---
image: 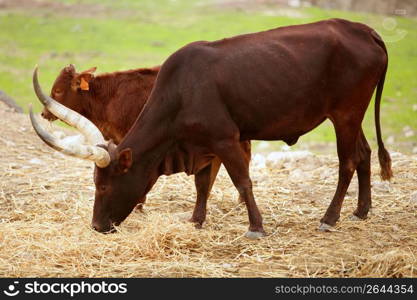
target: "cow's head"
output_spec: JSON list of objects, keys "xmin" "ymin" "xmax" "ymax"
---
[
  {"xmin": 30, "ymin": 67, "xmax": 152, "ymax": 233},
  {"xmin": 42, "ymin": 64, "xmax": 96, "ymax": 121},
  {"xmin": 91, "ymin": 143, "xmax": 149, "ymax": 233}
]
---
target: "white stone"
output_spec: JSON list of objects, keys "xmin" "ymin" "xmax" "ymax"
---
[
  {"xmin": 29, "ymin": 158, "xmax": 43, "ymax": 165},
  {"xmin": 386, "ymin": 135, "xmax": 395, "ymax": 144},
  {"xmin": 372, "ymin": 181, "xmax": 391, "ymax": 192},
  {"xmin": 252, "ymin": 153, "xmax": 266, "ymax": 169},
  {"xmin": 404, "ymin": 130, "xmax": 414, "ymax": 138},
  {"xmin": 257, "ymin": 141, "xmax": 270, "ymax": 150}
]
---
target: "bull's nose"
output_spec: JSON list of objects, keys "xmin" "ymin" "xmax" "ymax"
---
[{"xmin": 91, "ymin": 221, "xmax": 116, "ymax": 234}]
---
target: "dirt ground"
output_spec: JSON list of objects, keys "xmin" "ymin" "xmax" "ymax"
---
[{"xmin": 0, "ymin": 102, "xmax": 416, "ymax": 277}]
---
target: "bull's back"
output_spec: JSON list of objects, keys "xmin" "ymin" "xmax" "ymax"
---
[{"xmin": 155, "ymin": 19, "xmax": 386, "ymax": 142}]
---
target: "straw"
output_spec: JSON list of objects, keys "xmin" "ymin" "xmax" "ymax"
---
[{"xmin": 0, "ymin": 101, "xmax": 416, "ymax": 277}]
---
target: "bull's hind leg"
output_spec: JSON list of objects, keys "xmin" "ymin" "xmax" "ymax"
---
[
  {"xmin": 352, "ymin": 129, "xmax": 372, "ymax": 220},
  {"xmin": 319, "ymin": 121, "xmax": 362, "ymax": 230},
  {"xmin": 213, "ymin": 139, "xmax": 265, "ymax": 239},
  {"xmin": 190, "ymin": 158, "xmax": 222, "ymax": 228}
]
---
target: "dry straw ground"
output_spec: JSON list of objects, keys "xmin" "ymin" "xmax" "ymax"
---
[{"xmin": 0, "ymin": 102, "xmax": 416, "ymax": 277}]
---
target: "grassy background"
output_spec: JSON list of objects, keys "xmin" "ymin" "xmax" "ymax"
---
[{"xmin": 0, "ymin": 0, "xmax": 416, "ymax": 153}]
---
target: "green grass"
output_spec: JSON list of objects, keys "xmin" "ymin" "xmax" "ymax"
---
[{"xmin": 0, "ymin": 0, "xmax": 416, "ymax": 152}]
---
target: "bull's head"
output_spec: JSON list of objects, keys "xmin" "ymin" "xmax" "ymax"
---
[
  {"xmin": 30, "ymin": 67, "xmax": 148, "ymax": 233},
  {"xmin": 41, "ymin": 64, "xmax": 96, "ymax": 121}
]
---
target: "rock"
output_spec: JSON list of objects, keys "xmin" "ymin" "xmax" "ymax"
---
[
  {"xmin": 372, "ymin": 181, "xmax": 391, "ymax": 192},
  {"xmin": 402, "ymin": 126, "xmax": 414, "ymax": 137},
  {"xmin": 257, "ymin": 141, "xmax": 270, "ymax": 150},
  {"xmin": 386, "ymin": 135, "xmax": 395, "ymax": 144},
  {"xmin": 29, "ymin": 158, "xmax": 43, "ymax": 165},
  {"xmin": 281, "ymin": 144, "xmax": 290, "ymax": 151},
  {"xmin": 404, "ymin": 130, "xmax": 414, "ymax": 138},
  {"xmin": 252, "ymin": 153, "xmax": 266, "ymax": 169}
]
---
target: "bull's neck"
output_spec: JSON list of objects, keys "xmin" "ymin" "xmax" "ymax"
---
[
  {"xmin": 84, "ymin": 77, "xmax": 112, "ymax": 123},
  {"xmin": 118, "ymin": 92, "xmax": 178, "ymax": 169}
]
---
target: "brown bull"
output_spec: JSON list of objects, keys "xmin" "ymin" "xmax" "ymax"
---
[
  {"xmin": 37, "ymin": 64, "xmax": 250, "ymax": 221},
  {"xmin": 31, "ymin": 19, "xmax": 392, "ymax": 238}
]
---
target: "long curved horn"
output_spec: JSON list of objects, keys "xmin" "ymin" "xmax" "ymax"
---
[
  {"xmin": 33, "ymin": 66, "xmax": 106, "ymax": 145},
  {"xmin": 29, "ymin": 105, "xmax": 110, "ymax": 168}
]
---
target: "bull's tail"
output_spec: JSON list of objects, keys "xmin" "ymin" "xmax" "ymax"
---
[{"xmin": 372, "ymin": 31, "xmax": 392, "ymax": 181}]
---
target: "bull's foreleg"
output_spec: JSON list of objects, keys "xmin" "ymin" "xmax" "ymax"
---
[
  {"xmin": 190, "ymin": 158, "xmax": 222, "ymax": 228},
  {"xmin": 213, "ymin": 139, "xmax": 265, "ymax": 239}
]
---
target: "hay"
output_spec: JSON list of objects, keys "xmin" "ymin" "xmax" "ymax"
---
[{"xmin": 0, "ymin": 101, "xmax": 416, "ymax": 277}]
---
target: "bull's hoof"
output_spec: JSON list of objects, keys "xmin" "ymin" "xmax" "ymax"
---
[
  {"xmin": 135, "ymin": 204, "xmax": 144, "ymax": 212},
  {"xmin": 350, "ymin": 214, "xmax": 364, "ymax": 221},
  {"xmin": 245, "ymin": 230, "xmax": 266, "ymax": 239},
  {"xmin": 318, "ymin": 223, "xmax": 333, "ymax": 232},
  {"xmin": 188, "ymin": 216, "xmax": 204, "ymax": 229},
  {"xmin": 192, "ymin": 222, "xmax": 203, "ymax": 229}
]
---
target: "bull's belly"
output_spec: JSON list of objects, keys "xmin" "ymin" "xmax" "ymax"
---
[{"xmin": 240, "ymin": 116, "xmax": 327, "ymax": 144}]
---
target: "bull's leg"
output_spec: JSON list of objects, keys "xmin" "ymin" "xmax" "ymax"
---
[
  {"xmin": 319, "ymin": 123, "xmax": 361, "ymax": 230},
  {"xmin": 190, "ymin": 158, "xmax": 222, "ymax": 228},
  {"xmin": 352, "ymin": 129, "xmax": 372, "ymax": 220},
  {"xmin": 191, "ymin": 141, "xmax": 252, "ymax": 226},
  {"xmin": 238, "ymin": 141, "xmax": 252, "ymax": 203},
  {"xmin": 214, "ymin": 139, "xmax": 265, "ymax": 239}
]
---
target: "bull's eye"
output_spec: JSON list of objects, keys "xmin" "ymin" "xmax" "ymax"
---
[
  {"xmin": 54, "ymin": 89, "xmax": 63, "ymax": 96},
  {"xmin": 99, "ymin": 185, "xmax": 108, "ymax": 192}
]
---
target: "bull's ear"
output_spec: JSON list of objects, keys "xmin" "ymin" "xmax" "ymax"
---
[
  {"xmin": 118, "ymin": 148, "xmax": 133, "ymax": 173},
  {"xmin": 72, "ymin": 67, "xmax": 96, "ymax": 91},
  {"xmin": 82, "ymin": 67, "xmax": 97, "ymax": 74}
]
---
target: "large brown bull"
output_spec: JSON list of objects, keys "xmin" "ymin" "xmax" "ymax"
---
[
  {"xmin": 36, "ymin": 64, "xmax": 250, "ymax": 220},
  {"xmin": 31, "ymin": 19, "xmax": 392, "ymax": 238}
]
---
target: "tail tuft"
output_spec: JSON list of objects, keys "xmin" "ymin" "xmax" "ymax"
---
[{"xmin": 378, "ymin": 147, "xmax": 392, "ymax": 181}]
